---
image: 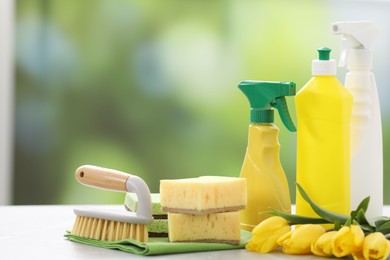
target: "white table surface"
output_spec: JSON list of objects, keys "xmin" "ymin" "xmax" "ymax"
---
[{"xmin": 1, "ymin": 205, "xmax": 388, "ymax": 259}]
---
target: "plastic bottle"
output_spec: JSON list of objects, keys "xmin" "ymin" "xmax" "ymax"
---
[
  {"xmin": 295, "ymin": 48, "xmax": 353, "ymax": 218},
  {"xmin": 332, "ymin": 21, "xmax": 383, "ymax": 218},
  {"xmin": 238, "ymin": 81, "xmax": 296, "ymax": 231}
]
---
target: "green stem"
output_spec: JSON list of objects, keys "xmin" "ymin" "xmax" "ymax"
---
[
  {"xmin": 263, "ymin": 209, "xmax": 330, "ymax": 225},
  {"xmin": 296, "ymin": 183, "xmax": 349, "ymax": 224}
]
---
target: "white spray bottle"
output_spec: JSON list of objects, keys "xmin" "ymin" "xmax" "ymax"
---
[{"xmin": 332, "ymin": 21, "xmax": 383, "ymax": 218}]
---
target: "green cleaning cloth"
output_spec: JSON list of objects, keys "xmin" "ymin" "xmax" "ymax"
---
[{"xmin": 65, "ymin": 230, "xmax": 251, "ymax": 256}]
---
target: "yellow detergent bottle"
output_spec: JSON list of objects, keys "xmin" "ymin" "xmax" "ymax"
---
[
  {"xmin": 238, "ymin": 81, "xmax": 296, "ymax": 231},
  {"xmin": 295, "ymin": 48, "xmax": 353, "ymax": 218}
]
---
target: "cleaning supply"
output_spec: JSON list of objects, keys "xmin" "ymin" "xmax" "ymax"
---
[
  {"xmin": 160, "ymin": 176, "xmax": 247, "ymax": 214},
  {"xmin": 332, "ymin": 21, "xmax": 383, "ymax": 218},
  {"xmin": 125, "ymin": 193, "xmax": 168, "ymax": 237},
  {"xmin": 238, "ymin": 81, "xmax": 296, "ymax": 231},
  {"xmin": 71, "ymin": 165, "xmax": 153, "ymax": 242},
  {"xmin": 160, "ymin": 176, "xmax": 246, "ymax": 245},
  {"xmin": 295, "ymin": 48, "xmax": 353, "ymax": 218},
  {"xmin": 66, "ymin": 229, "xmax": 252, "ymax": 255},
  {"xmin": 168, "ymin": 211, "xmax": 241, "ymax": 245}
]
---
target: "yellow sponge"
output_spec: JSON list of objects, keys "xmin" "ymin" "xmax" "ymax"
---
[
  {"xmin": 168, "ymin": 211, "xmax": 241, "ymax": 245},
  {"xmin": 160, "ymin": 176, "xmax": 247, "ymax": 214}
]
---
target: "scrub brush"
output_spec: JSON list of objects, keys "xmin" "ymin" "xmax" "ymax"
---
[{"xmin": 71, "ymin": 165, "xmax": 153, "ymax": 242}]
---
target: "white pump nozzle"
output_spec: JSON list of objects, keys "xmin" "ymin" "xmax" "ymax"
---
[{"xmin": 332, "ymin": 21, "xmax": 380, "ymax": 67}]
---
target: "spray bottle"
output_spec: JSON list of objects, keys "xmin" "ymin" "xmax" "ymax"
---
[
  {"xmin": 332, "ymin": 21, "xmax": 383, "ymax": 217},
  {"xmin": 238, "ymin": 81, "xmax": 296, "ymax": 231},
  {"xmin": 295, "ymin": 48, "xmax": 353, "ymax": 218}
]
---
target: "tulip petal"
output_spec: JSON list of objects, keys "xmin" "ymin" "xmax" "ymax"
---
[
  {"xmin": 332, "ymin": 225, "xmax": 364, "ymax": 257},
  {"xmin": 259, "ymin": 226, "xmax": 290, "ymax": 253},
  {"xmin": 352, "ymin": 249, "xmax": 364, "ymax": 260},
  {"xmin": 311, "ymin": 231, "xmax": 337, "ymax": 257},
  {"xmin": 280, "ymin": 224, "xmax": 325, "ymax": 255},
  {"xmin": 362, "ymin": 232, "xmax": 390, "ymax": 260},
  {"xmin": 246, "ymin": 216, "xmax": 291, "ymax": 254},
  {"xmin": 252, "ymin": 216, "xmax": 288, "ymax": 234},
  {"xmin": 277, "ymin": 229, "xmax": 292, "ymax": 246}
]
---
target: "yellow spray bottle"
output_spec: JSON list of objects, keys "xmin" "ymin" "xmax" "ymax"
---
[
  {"xmin": 238, "ymin": 81, "xmax": 296, "ymax": 231},
  {"xmin": 295, "ymin": 48, "xmax": 353, "ymax": 217}
]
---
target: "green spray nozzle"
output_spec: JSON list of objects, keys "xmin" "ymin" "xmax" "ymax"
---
[{"xmin": 238, "ymin": 81, "xmax": 296, "ymax": 132}]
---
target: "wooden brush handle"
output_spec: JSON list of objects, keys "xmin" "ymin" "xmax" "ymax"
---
[
  {"xmin": 75, "ymin": 165, "xmax": 130, "ymax": 191},
  {"xmin": 74, "ymin": 164, "xmax": 153, "ymax": 222}
]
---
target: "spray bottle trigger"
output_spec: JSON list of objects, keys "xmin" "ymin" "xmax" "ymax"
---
[
  {"xmin": 338, "ymin": 38, "xmax": 349, "ymax": 67},
  {"xmin": 273, "ymin": 97, "xmax": 296, "ymax": 132}
]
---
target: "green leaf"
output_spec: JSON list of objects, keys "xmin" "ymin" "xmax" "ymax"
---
[
  {"xmin": 345, "ymin": 217, "xmax": 352, "ymax": 226},
  {"xmin": 350, "ymin": 197, "xmax": 370, "ymax": 221},
  {"xmin": 351, "ymin": 209, "xmax": 375, "ymax": 235},
  {"xmin": 374, "ymin": 216, "xmax": 390, "ymax": 229},
  {"xmin": 360, "ymin": 224, "xmax": 375, "ymax": 235},
  {"xmin": 296, "ymin": 183, "xmax": 349, "ymax": 224},
  {"xmin": 356, "ymin": 208, "xmax": 371, "ymax": 226},
  {"xmin": 376, "ymin": 220, "xmax": 390, "ymax": 235},
  {"xmin": 356, "ymin": 196, "xmax": 370, "ymax": 213},
  {"xmin": 262, "ymin": 209, "xmax": 330, "ymax": 225}
]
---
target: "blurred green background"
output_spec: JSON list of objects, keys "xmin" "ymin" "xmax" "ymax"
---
[{"xmin": 14, "ymin": 0, "xmax": 390, "ymax": 205}]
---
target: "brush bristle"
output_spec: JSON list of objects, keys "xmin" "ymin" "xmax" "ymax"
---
[{"xmin": 71, "ymin": 216, "xmax": 148, "ymax": 242}]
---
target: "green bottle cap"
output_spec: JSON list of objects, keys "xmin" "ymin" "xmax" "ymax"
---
[
  {"xmin": 238, "ymin": 81, "xmax": 296, "ymax": 132},
  {"xmin": 312, "ymin": 47, "xmax": 337, "ymax": 75},
  {"xmin": 318, "ymin": 47, "xmax": 331, "ymax": 60}
]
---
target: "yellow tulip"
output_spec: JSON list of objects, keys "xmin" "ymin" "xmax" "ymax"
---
[
  {"xmin": 311, "ymin": 230, "xmax": 337, "ymax": 257},
  {"xmin": 332, "ymin": 225, "xmax": 365, "ymax": 257},
  {"xmin": 277, "ymin": 224, "xmax": 325, "ymax": 254},
  {"xmin": 361, "ymin": 232, "xmax": 390, "ymax": 260},
  {"xmin": 245, "ymin": 216, "xmax": 290, "ymax": 253},
  {"xmin": 352, "ymin": 249, "xmax": 365, "ymax": 260}
]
